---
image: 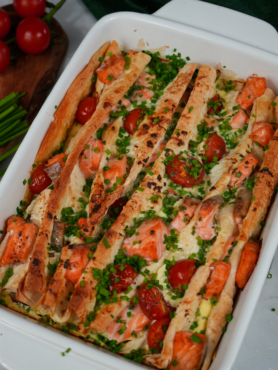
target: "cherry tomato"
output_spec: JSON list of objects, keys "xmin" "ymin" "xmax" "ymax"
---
[
  {"xmin": 108, "ymin": 264, "xmax": 137, "ymax": 294},
  {"xmin": 204, "ymin": 133, "xmax": 226, "ymax": 163},
  {"xmin": 166, "ymin": 154, "xmax": 205, "ymax": 188},
  {"xmin": 75, "ymin": 97, "xmax": 98, "ymax": 125},
  {"xmin": 13, "ymin": 0, "xmax": 46, "ymax": 18},
  {"xmin": 108, "ymin": 196, "xmax": 128, "ymax": 219},
  {"xmin": 124, "ymin": 108, "xmax": 145, "ymax": 135},
  {"xmin": 139, "ymin": 283, "xmax": 171, "ymax": 320},
  {"xmin": 0, "ymin": 9, "xmax": 11, "ymax": 38},
  {"xmin": 0, "ymin": 40, "xmax": 10, "ymax": 73},
  {"xmin": 29, "ymin": 164, "xmax": 52, "ymax": 194},
  {"xmin": 207, "ymin": 94, "xmax": 224, "ymax": 115},
  {"xmin": 147, "ymin": 318, "xmax": 170, "ymax": 353},
  {"xmin": 168, "ymin": 259, "xmax": 197, "ymax": 290},
  {"xmin": 16, "ymin": 17, "xmax": 50, "ymax": 55}
]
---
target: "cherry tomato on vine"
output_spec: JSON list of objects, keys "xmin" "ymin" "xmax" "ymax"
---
[
  {"xmin": 124, "ymin": 108, "xmax": 145, "ymax": 135},
  {"xmin": 0, "ymin": 9, "xmax": 11, "ymax": 39},
  {"xmin": 139, "ymin": 283, "xmax": 171, "ymax": 320},
  {"xmin": 0, "ymin": 40, "xmax": 10, "ymax": 73},
  {"xmin": 147, "ymin": 318, "xmax": 170, "ymax": 353},
  {"xmin": 166, "ymin": 155, "xmax": 205, "ymax": 188},
  {"xmin": 13, "ymin": 0, "xmax": 46, "ymax": 18},
  {"xmin": 168, "ymin": 259, "xmax": 197, "ymax": 290},
  {"xmin": 204, "ymin": 133, "xmax": 226, "ymax": 163},
  {"xmin": 108, "ymin": 264, "xmax": 137, "ymax": 294},
  {"xmin": 75, "ymin": 97, "xmax": 98, "ymax": 125},
  {"xmin": 16, "ymin": 17, "xmax": 50, "ymax": 55},
  {"xmin": 29, "ymin": 164, "xmax": 52, "ymax": 194}
]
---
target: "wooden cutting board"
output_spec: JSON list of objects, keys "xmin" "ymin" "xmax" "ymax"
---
[{"xmin": 0, "ymin": 4, "xmax": 68, "ymax": 156}]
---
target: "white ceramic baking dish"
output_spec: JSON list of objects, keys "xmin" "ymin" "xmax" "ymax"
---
[{"xmin": 1, "ymin": 1, "xmax": 278, "ymax": 369}]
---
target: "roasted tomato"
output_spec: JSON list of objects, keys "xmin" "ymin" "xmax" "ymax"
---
[
  {"xmin": 166, "ymin": 154, "xmax": 205, "ymax": 188},
  {"xmin": 139, "ymin": 283, "xmax": 171, "ymax": 320},
  {"xmin": 207, "ymin": 94, "xmax": 224, "ymax": 115},
  {"xmin": 29, "ymin": 164, "xmax": 52, "ymax": 194},
  {"xmin": 168, "ymin": 259, "xmax": 197, "ymax": 290},
  {"xmin": 108, "ymin": 196, "xmax": 128, "ymax": 219},
  {"xmin": 204, "ymin": 133, "xmax": 226, "ymax": 163},
  {"xmin": 108, "ymin": 264, "xmax": 137, "ymax": 294},
  {"xmin": 147, "ymin": 318, "xmax": 171, "ymax": 353},
  {"xmin": 124, "ymin": 108, "xmax": 145, "ymax": 135},
  {"xmin": 75, "ymin": 97, "xmax": 98, "ymax": 125}
]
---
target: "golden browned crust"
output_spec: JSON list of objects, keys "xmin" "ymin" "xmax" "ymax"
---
[{"xmin": 22, "ymin": 42, "xmax": 111, "ymax": 207}]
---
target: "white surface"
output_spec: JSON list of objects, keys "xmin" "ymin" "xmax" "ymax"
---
[{"xmin": 0, "ymin": 0, "xmax": 278, "ymax": 370}]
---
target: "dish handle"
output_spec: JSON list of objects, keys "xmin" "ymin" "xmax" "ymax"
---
[{"xmin": 153, "ymin": 0, "xmax": 278, "ymax": 55}]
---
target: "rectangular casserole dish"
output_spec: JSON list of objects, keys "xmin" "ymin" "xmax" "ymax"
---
[{"xmin": 1, "ymin": 1, "xmax": 278, "ymax": 369}]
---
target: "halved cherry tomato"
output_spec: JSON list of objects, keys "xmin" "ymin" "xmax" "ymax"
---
[
  {"xmin": 147, "ymin": 318, "xmax": 170, "ymax": 353},
  {"xmin": 29, "ymin": 164, "xmax": 52, "ymax": 194},
  {"xmin": 65, "ymin": 246, "xmax": 90, "ymax": 285},
  {"xmin": 107, "ymin": 196, "xmax": 128, "ymax": 219},
  {"xmin": 235, "ymin": 240, "xmax": 260, "ymax": 289},
  {"xmin": 124, "ymin": 108, "xmax": 145, "ymax": 135},
  {"xmin": 166, "ymin": 155, "xmax": 205, "ymax": 188},
  {"xmin": 236, "ymin": 77, "xmax": 267, "ymax": 110},
  {"xmin": 169, "ymin": 331, "xmax": 207, "ymax": 370},
  {"xmin": 0, "ymin": 9, "xmax": 11, "ymax": 38},
  {"xmin": 75, "ymin": 97, "xmax": 98, "ymax": 125},
  {"xmin": 1, "ymin": 219, "xmax": 37, "ymax": 265},
  {"xmin": 204, "ymin": 133, "xmax": 226, "ymax": 163},
  {"xmin": 139, "ymin": 282, "xmax": 171, "ymax": 320},
  {"xmin": 168, "ymin": 259, "xmax": 197, "ymax": 290},
  {"xmin": 207, "ymin": 94, "xmax": 224, "ymax": 115},
  {"xmin": 96, "ymin": 54, "xmax": 126, "ymax": 84},
  {"xmin": 249, "ymin": 122, "xmax": 275, "ymax": 147},
  {"xmin": 203, "ymin": 261, "xmax": 231, "ymax": 301},
  {"xmin": 108, "ymin": 264, "xmax": 137, "ymax": 294}
]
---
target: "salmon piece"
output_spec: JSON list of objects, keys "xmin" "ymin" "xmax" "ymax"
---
[
  {"xmin": 236, "ymin": 240, "xmax": 260, "ymax": 289},
  {"xmin": 230, "ymin": 110, "xmax": 248, "ymax": 130},
  {"xmin": 96, "ymin": 54, "xmax": 126, "ymax": 85},
  {"xmin": 203, "ymin": 261, "xmax": 231, "ymax": 301},
  {"xmin": 103, "ymin": 98, "xmax": 131, "ymax": 125},
  {"xmin": 229, "ymin": 154, "xmax": 258, "ymax": 188},
  {"xmin": 106, "ymin": 304, "xmax": 151, "ymax": 342},
  {"xmin": 7, "ymin": 216, "xmax": 26, "ymax": 232},
  {"xmin": 233, "ymin": 188, "xmax": 253, "ymax": 231},
  {"xmin": 79, "ymin": 139, "xmax": 103, "ymax": 179},
  {"xmin": 204, "ymin": 115, "xmax": 218, "ymax": 128},
  {"xmin": 196, "ymin": 197, "xmax": 223, "ymax": 241},
  {"xmin": 149, "ymin": 141, "xmax": 166, "ymax": 164},
  {"xmin": 236, "ymin": 77, "xmax": 267, "ymax": 110},
  {"xmin": 123, "ymin": 218, "xmax": 169, "ymax": 263},
  {"xmin": 1, "ymin": 221, "xmax": 38, "ymax": 265},
  {"xmin": 103, "ymin": 154, "xmax": 127, "ymax": 188},
  {"xmin": 169, "ymin": 331, "xmax": 207, "ymax": 370},
  {"xmin": 65, "ymin": 246, "xmax": 90, "ymax": 285},
  {"xmin": 170, "ymin": 197, "xmax": 201, "ymax": 233},
  {"xmin": 45, "ymin": 153, "xmax": 68, "ymax": 183},
  {"xmin": 221, "ymin": 235, "xmax": 238, "ymax": 260},
  {"xmin": 249, "ymin": 122, "xmax": 275, "ymax": 147},
  {"xmin": 132, "ymin": 73, "xmax": 156, "ymax": 102}
]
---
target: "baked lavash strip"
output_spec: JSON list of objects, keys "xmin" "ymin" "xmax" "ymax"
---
[
  {"xmin": 63, "ymin": 65, "xmax": 217, "ymax": 331},
  {"xmin": 145, "ymin": 88, "xmax": 276, "ymax": 369},
  {"xmin": 86, "ymin": 63, "xmax": 197, "ymax": 239},
  {"xmin": 22, "ymin": 42, "xmax": 110, "ymax": 208},
  {"xmin": 21, "ymin": 50, "xmax": 151, "ymax": 305},
  {"xmin": 201, "ymin": 94, "xmax": 278, "ymax": 370}
]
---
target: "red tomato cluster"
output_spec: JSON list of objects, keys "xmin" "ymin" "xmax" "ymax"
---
[{"xmin": 0, "ymin": 0, "xmax": 63, "ymax": 74}]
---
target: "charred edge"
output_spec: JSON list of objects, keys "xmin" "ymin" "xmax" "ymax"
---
[
  {"xmin": 147, "ymin": 141, "xmax": 153, "ymax": 148},
  {"xmin": 260, "ymin": 168, "xmax": 273, "ymax": 177},
  {"xmin": 64, "ymin": 259, "xmax": 69, "ymax": 269},
  {"xmin": 32, "ymin": 258, "xmax": 40, "ymax": 266}
]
